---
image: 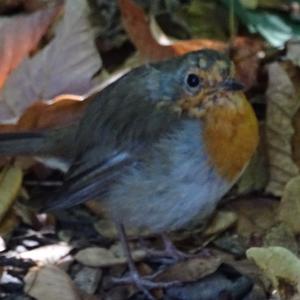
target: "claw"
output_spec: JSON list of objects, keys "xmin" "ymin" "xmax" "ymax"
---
[
  {"xmin": 146, "ymin": 234, "xmax": 196, "ymax": 264},
  {"xmin": 114, "ymin": 223, "xmax": 182, "ymax": 299},
  {"xmin": 112, "ymin": 271, "xmax": 181, "ymax": 300}
]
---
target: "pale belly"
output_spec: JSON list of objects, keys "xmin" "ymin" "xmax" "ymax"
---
[{"xmin": 105, "ymin": 121, "xmax": 233, "ymax": 233}]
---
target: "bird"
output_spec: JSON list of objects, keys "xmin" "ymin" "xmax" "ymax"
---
[{"xmin": 0, "ymin": 49, "xmax": 259, "ymax": 299}]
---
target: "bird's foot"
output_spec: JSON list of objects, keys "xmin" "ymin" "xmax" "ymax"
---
[
  {"xmin": 146, "ymin": 234, "xmax": 196, "ymax": 264},
  {"xmin": 146, "ymin": 246, "xmax": 191, "ymax": 263},
  {"xmin": 111, "ymin": 270, "xmax": 181, "ymax": 300}
]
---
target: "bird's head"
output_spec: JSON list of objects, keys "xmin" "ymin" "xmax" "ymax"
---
[
  {"xmin": 148, "ymin": 49, "xmax": 259, "ymax": 181},
  {"xmin": 149, "ymin": 49, "xmax": 245, "ymax": 118}
]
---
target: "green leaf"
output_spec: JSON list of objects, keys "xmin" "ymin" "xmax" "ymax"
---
[{"xmin": 223, "ymin": 0, "xmax": 300, "ymax": 47}]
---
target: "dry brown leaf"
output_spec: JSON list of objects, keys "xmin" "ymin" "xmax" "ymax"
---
[
  {"xmin": 118, "ymin": 0, "xmax": 264, "ymax": 89},
  {"xmin": 226, "ymin": 198, "xmax": 278, "ymax": 241},
  {"xmin": 0, "ymin": 3, "xmax": 62, "ymax": 89},
  {"xmin": 0, "ymin": 94, "xmax": 88, "ymax": 143},
  {"xmin": 24, "ymin": 264, "xmax": 81, "ymax": 300},
  {"xmin": 231, "ymin": 37, "xmax": 264, "ymax": 90},
  {"xmin": 16, "ymin": 96, "xmax": 88, "ymax": 130},
  {"xmin": 265, "ymin": 61, "xmax": 300, "ymax": 196},
  {"xmin": 19, "ymin": 243, "xmax": 72, "ymax": 264},
  {"xmin": 278, "ymin": 176, "xmax": 300, "ymax": 233},
  {"xmin": 155, "ymin": 256, "xmax": 221, "ymax": 283},
  {"xmin": 0, "ymin": 0, "xmax": 101, "ymax": 122},
  {"xmin": 0, "ymin": 166, "xmax": 22, "ymax": 222},
  {"xmin": 118, "ymin": 0, "xmax": 226, "ymax": 62},
  {"xmin": 75, "ymin": 246, "xmax": 146, "ymax": 267}
]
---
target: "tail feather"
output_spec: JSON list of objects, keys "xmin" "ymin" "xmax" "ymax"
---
[
  {"xmin": 0, "ymin": 132, "xmax": 46, "ymax": 155},
  {"xmin": 0, "ymin": 125, "xmax": 77, "ymax": 158}
]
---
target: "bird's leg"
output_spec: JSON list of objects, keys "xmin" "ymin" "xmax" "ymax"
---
[
  {"xmin": 111, "ymin": 223, "xmax": 180, "ymax": 300},
  {"xmin": 145, "ymin": 233, "xmax": 193, "ymax": 264},
  {"xmin": 161, "ymin": 233, "xmax": 191, "ymax": 260}
]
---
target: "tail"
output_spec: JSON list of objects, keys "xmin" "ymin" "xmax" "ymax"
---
[{"xmin": 0, "ymin": 125, "xmax": 77, "ymax": 157}]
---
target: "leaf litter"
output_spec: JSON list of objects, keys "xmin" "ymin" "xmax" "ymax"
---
[
  {"xmin": 2, "ymin": 0, "xmax": 300, "ymax": 300},
  {"xmin": 0, "ymin": 0, "xmax": 102, "ymax": 122}
]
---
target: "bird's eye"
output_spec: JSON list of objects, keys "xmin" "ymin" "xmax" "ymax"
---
[{"xmin": 186, "ymin": 73, "xmax": 200, "ymax": 88}]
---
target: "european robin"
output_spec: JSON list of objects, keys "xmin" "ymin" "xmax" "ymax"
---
[{"xmin": 0, "ymin": 49, "xmax": 259, "ymax": 298}]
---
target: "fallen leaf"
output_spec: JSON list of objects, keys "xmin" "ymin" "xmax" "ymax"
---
[
  {"xmin": 0, "ymin": 0, "xmax": 52, "ymax": 13},
  {"xmin": 0, "ymin": 166, "xmax": 22, "ymax": 222},
  {"xmin": 263, "ymin": 223, "xmax": 298, "ymax": 255},
  {"xmin": 265, "ymin": 60, "xmax": 300, "ymax": 196},
  {"xmin": 226, "ymin": 198, "xmax": 278, "ymax": 241},
  {"xmin": 0, "ymin": 209, "xmax": 19, "ymax": 237},
  {"xmin": 0, "ymin": 3, "xmax": 62, "ymax": 89},
  {"xmin": 213, "ymin": 234, "xmax": 247, "ymax": 257},
  {"xmin": 0, "ymin": 236, "xmax": 5, "ymax": 251},
  {"xmin": 289, "ymin": 47, "xmax": 300, "ymax": 172},
  {"xmin": 0, "ymin": 74, "xmax": 120, "ymax": 134},
  {"xmin": 232, "ymin": 37, "xmax": 265, "ymax": 90},
  {"xmin": 73, "ymin": 266, "xmax": 102, "ymax": 295},
  {"xmin": 293, "ymin": 109, "xmax": 300, "ymax": 170},
  {"xmin": 19, "ymin": 243, "xmax": 72, "ymax": 264},
  {"xmin": 203, "ymin": 210, "xmax": 237, "ymax": 236},
  {"xmin": 156, "ymin": 256, "xmax": 222, "ymax": 283},
  {"xmin": 165, "ymin": 269, "xmax": 254, "ymax": 300},
  {"xmin": 94, "ymin": 219, "xmax": 118, "ymax": 240},
  {"xmin": 94, "ymin": 218, "xmax": 150, "ymax": 239},
  {"xmin": 236, "ymin": 129, "xmax": 268, "ymax": 194},
  {"xmin": 224, "ymin": 0, "xmax": 297, "ymax": 48},
  {"xmin": 286, "ymin": 40, "xmax": 300, "ymax": 66},
  {"xmin": 247, "ymin": 246, "xmax": 300, "ymax": 297},
  {"xmin": 118, "ymin": 0, "xmax": 226, "ymax": 62},
  {"xmin": 118, "ymin": 0, "xmax": 176, "ymax": 61},
  {"xmin": 0, "ymin": 0, "xmax": 101, "ymax": 122},
  {"xmin": 118, "ymin": 0, "xmax": 264, "ymax": 89},
  {"xmin": 278, "ymin": 176, "xmax": 300, "ymax": 234},
  {"xmin": 24, "ymin": 264, "xmax": 81, "ymax": 300},
  {"xmin": 75, "ymin": 246, "xmax": 146, "ymax": 267}
]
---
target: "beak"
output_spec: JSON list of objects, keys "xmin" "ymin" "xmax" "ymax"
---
[{"xmin": 221, "ymin": 79, "xmax": 244, "ymax": 91}]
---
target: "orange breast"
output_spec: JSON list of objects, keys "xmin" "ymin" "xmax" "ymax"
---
[{"xmin": 203, "ymin": 92, "xmax": 259, "ymax": 182}]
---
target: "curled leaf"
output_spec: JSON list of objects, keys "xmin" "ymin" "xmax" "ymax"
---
[{"xmin": 265, "ymin": 61, "xmax": 300, "ymax": 196}]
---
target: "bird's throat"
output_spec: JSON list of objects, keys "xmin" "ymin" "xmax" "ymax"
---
[{"xmin": 203, "ymin": 92, "xmax": 259, "ymax": 182}]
